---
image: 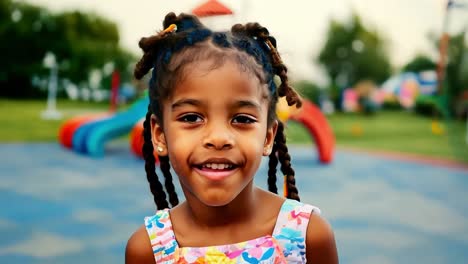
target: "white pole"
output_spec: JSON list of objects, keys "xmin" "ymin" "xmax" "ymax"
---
[{"xmin": 41, "ymin": 52, "xmax": 62, "ymax": 120}]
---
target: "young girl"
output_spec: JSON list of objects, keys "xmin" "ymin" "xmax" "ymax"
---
[{"xmin": 125, "ymin": 12, "xmax": 338, "ymax": 263}]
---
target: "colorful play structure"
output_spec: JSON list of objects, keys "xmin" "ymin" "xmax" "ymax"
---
[
  {"xmin": 58, "ymin": 97, "xmax": 335, "ymax": 164},
  {"xmin": 58, "ymin": 97, "xmax": 148, "ymax": 157},
  {"xmin": 341, "ymin": 70, "xmax": 438, "ymax": 112}
]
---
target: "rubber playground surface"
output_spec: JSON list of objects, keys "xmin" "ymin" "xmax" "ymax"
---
[{"xmin": 0, "ymin": 142, "xmax": 467, "ymax": 264}]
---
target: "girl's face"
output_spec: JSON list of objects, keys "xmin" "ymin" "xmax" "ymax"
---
[{"xmin": 152, "ymin": 59, "xmax": 277, "ymax": 207}]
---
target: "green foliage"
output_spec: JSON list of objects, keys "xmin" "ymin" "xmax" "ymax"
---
[
  {"xmin": 317, "ymin": 13, "xmax": 392, "ymax": 90},
  {"xmin": 0, "ymin": 0, "xmax": 136, "ymax": 98},
  {"xmin": 0, "ymin": 0, "xmax": 47, "ymax": 97},
  {"xmin": 427, "ymin": 30, "xmax": 468, "ymax": 115},
  {"xmin": 294, "ymin": 80, "xmax": 322, "ymax": 104},
  {"xmin": 402, "ymin": 54, "xmax": 436, "ymax": 73},
  {"xmin": 414, "ymin": 95, "xmax": 441, "ymax": 117},
  {"xmin": 381, "ymin": 100, "xmax": 402, "ymax": 111},
  {"xmin": 444, "ymin": 31, "xmax": 468, "ymax": 106}
]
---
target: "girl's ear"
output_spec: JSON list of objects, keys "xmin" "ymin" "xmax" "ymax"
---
[
  {"xmin": 263, "ymin": 120, "xmax": 278, "ymax": 156},
  {"xmin": 151, "ymin": 114, "xmax": 168, "ymax": 156}
]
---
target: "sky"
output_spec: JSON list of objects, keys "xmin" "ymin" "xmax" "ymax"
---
[{"xmin": 27, "ymin": 0, "xmax": 468, "ymax": 84}]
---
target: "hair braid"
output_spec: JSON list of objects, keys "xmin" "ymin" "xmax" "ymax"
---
[
  {"xmin": 134, "ymin": 12, "xmax": 197, "ymax": 81},
  {"xmin": 275, "ymin": 121, "xmax": 300, "ymax": 201},
  {"xmin": 267, "ymin": 140, "xmax": 279, "ymax": 194},
  {"xmin": 134, "ymin": 48, "xmax": 156, "ymax": 80},
  {"xmin": 232, "ymin": 22, "xmax": 302, "ymax": 108},
  {"xmin": 142, "ymin": 107, "xmax": 169, "ymax": 210},
  {"xmin": 158, "ymin": 155, "xmax": 179, "ymax": 207}
]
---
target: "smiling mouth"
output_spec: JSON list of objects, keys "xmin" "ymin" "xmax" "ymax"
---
[
  {"xmin": 199, "ymin": 163, "xmax": 236, "ymax": 170},
  {"xmin": 194, "ymin": 162, "xmax": 239, "ymax": 181}
]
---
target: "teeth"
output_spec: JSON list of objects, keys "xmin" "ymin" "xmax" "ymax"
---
[{"xmin": 203, "ymin": 163, "xmax": 232, "ymax": 170}]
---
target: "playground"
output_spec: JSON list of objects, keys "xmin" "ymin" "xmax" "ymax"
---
[
  {"xmin": 0, "ymin": 142, "xmax": 467, "ymax": 264},
  {"xmin": 0, "ymin": 96, "xmax": 467, "ymax": 264},
  {"xmin": 1, "ymin": 0, "xmax": 467, "ymax": 263}
]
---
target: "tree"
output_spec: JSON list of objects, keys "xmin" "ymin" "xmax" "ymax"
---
[
  {"xmin": 0, "ymin": 0, "xmax": 136, "ymax": 98},
  {"xmin": 317, "ymin": 13, "xmax": 392, "ymax": 107},
  {"xmin": 0, "ymin": 0, "xmax": 49, "ymax": 97},
  {"xmin": 402, "ymin": 54, "xmax": 436, "ymax": 73},
  {"xmin": 428, "ymin": 29, "xmax": 468, "ymax": 115},
  {"xmin": 294, "ymin": 80, "xmax": 322, "ymax": 105},
  {"xmin": 52, "ymin": 11, "xmax": 135, "ymax": 86},
  {"xmin": 443, "ymin": 31, "xmax": 468, "ymax": 104}
]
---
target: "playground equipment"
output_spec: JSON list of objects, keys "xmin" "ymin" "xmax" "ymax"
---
[
  {"xmin": 380, "ymin": 71, "xmax": 438, "ymax": 109},
  {"xmin": 58, "ymin": 113, "xmax": 111, "ymax": 148},
  {"xmin": 191, "ymin": 0, "xmax": 233, "ymax": 17},
  {"xmin": 341, "ymin": 71, "xmax": 439, "ymax": 113},
  {"xmin": 276, "ymin": 97, "xmax": 335, "ymax": 164},
  {"xmin": 59, "ymin": 97, "xmax": 335, "ymax": 163},
  {"xmin": 58, "ymin": 97, "xmax": 148, "ymax": 157}
]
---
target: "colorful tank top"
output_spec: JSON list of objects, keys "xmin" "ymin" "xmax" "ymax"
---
[{"xmin": 144, "ymin": 199, "xmax": 320, "ymax": 263}]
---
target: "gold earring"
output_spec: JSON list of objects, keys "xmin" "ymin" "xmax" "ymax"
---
[
  {"xmin": 157, "ymin": 146, "xmax": 164, "ymax": 152},
  {"xmin": 264, "ymin": 146, "xmax": 271, "ymax": 155}
]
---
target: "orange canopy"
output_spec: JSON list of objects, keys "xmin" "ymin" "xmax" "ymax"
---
[{"xmin": 191, "ymin": 0, "xmax": 233, "ymax": 17}]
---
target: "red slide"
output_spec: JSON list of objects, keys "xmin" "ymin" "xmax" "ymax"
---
[
  {"xmin": 130, "ymin": 119, "xmax": 159, "ymax": 163},
  {"xmin": 130, "ymin": 119, "xmax": 144, "ymax": 157},
  {"xmin": 289, "ymin": 100, "xmax": 335, "ymax": 164},
  {"xmin": 58, "ymin": 113, "xmax": 110, "ymax": 148}
]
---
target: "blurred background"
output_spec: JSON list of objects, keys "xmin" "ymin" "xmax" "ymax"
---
[{"xmin": 1, "ymin": 0, "xmax": 468, "ymax": 263}]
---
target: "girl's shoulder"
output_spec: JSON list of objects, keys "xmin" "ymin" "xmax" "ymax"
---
[
  {"xmin": 125, "ymin": 209, "xmax": 176, "ymax": 264},
  {"xmin": 278, "ymin": 198, "xmax": 321, "ymax": 215},
  {"xmin": 273, "ymin": 198, "xmax": 321, "ymax": 231},
  {"xmin": 297, "ymin": 201, "xmax": 338, "ymax": 264},
  {"xmin": 276, "ymin": 199, "xmax": 338, "ymax": 264},
  {"xmin": 271, "ymin": 199, "xmax": 321, "ymax": 262},
  {"xmin": 125, "ymin": 224, "xmax": 155, "ymax": 264}
]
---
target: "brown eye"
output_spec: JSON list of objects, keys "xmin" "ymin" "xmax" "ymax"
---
[
  {"xmin": 232, "ymin": 115, "xmax": 256, "ymax": 124},
  {"xmin": 179, "ymin": 114, "xmax": 203, "ymax": 123}
]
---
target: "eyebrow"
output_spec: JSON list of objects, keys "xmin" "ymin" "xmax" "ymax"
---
[
  {"xmin": 235, "ymin": 100, "xmax": 261, "ymax": 111},
  {"xmin": 171, "ymin": 98, "xmax": 261, "ymax": 111},
  {"xmin": 171, "ymin": 98, "xmax": 201, "ymax": 110}
]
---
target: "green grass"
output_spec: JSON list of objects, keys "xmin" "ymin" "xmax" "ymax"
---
[
  {"xmin": 0, "ymin": 99, "xmax": 109, "ymax": 142},
  {"xmin": 1, "ymin": 99, "xmax": 467, "ymax": 163},
  {"xmin": 285, "ymin": 111, "xmax": 468, "ymax": 163}
]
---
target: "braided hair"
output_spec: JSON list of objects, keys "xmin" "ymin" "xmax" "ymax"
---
[{"xmin": 135, "ymin": 12, "xmax": 302, "ymax": 210}]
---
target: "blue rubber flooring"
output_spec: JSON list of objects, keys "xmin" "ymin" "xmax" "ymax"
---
[{"xmin": 0, "ymin": 143, "xmax": 467, "ymax": 264}]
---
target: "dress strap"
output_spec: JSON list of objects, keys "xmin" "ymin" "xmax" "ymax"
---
[
  {"xmin": 144, "ymin": 209, "xmax": 178, "ymax": 263},
  {"xmin": 272, "ymin": 199, "xmax": 320, "ymax": 263}
]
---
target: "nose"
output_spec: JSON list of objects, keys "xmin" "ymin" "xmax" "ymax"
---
[{"xmin": 203, "ymin": 121, "xmax": 234, "ymax": 150}]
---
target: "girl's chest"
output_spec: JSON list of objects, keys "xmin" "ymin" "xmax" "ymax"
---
[{"xmin": 173, "ymin": 235, "xmax": 287, "ymax": 264}]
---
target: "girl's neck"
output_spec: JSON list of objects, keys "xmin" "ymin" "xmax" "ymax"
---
[
  {"xmin": 170, "ymin": 188, "xmax": 285, "ymax": 248},
  {"xmin": 183, "ymin": 183, "xmax": 261, "ymax": 228}
]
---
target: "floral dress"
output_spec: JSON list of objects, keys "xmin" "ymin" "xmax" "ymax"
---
[{"xmin": 144, "ymin": 199, "xmax": 320, "ymax": 263}]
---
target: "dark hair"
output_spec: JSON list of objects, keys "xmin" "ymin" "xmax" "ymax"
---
[{"xmin": 135, "ymin": 12, "xmax": 302, "ymax": 210}]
